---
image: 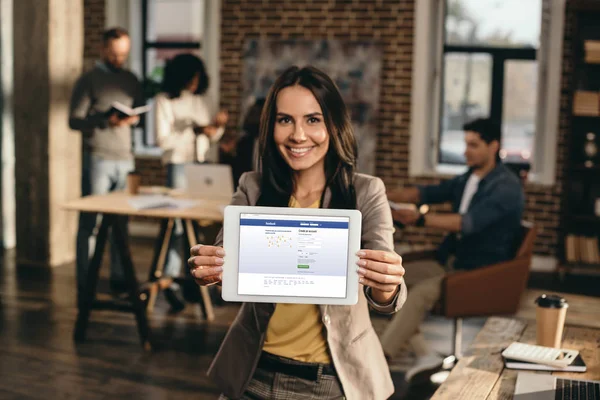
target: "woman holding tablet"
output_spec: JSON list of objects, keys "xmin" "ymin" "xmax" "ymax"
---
[{"xmin": 188, "ymin": 66, "xmax": 406, "ymax": 400}]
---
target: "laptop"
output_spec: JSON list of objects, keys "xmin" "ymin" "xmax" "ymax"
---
[
  {"xmin": 514, "ymin": 371, "xmax": 600, "ymax": 399},
  {"xmin": 183, "ymin": 164, "xmax": 234, "ymax": 201}
]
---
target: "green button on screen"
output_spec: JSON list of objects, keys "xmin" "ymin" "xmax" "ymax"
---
[{"xmin": 297, "ymin": 265, "xmax": 310, "ymax": 269}]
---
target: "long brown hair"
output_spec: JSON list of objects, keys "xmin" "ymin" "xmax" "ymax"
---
[{"xmin": 257, "ymin": 66, "xmax": 357, "ymax": 209}]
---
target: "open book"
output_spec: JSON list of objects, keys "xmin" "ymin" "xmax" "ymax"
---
[{"xmin": 111, "ymin": 101, "xmax": 151, "ymax": 118}]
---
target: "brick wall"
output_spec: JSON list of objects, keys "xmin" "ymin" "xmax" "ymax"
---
[
  {"xmin": 220, "ymin": 0, "xmax": 574, "ymax": 256},
  {"xmin": 82, "ymin": 0, "xmax": 572, "ymax": 255},
  {"xmin": 83, "ymin": 0, "xmax": 105, "ymax": 71},
  {"xmin": 135, "ymin": 156, "xmax": 168, "ymax": 186}
]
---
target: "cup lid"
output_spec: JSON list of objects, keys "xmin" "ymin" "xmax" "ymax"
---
[{"xmin": 535, "ymin": 294, "xmax": 568, "ymax": 308}]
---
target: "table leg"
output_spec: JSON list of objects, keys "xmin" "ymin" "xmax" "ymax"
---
[
  {"xmin": 112, "ymin": 218, "xmax": 153, "ymax": 351},
  {"xmin": 145, "ymin": 218, "xmax": 174, "ymax": 312},
  {"xmin": 74, "ymin": 214, "xmax": 112, "ymax": 343},
  {"xmin": 147, "ymin": 219, "xmax": 170, "ymax": 282},
  {"xmin": 184, "ymin": 219, "xmax": 215, "ymax": 322}
]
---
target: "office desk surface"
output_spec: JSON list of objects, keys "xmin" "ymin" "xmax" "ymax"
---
[
  {"xmin": 62, "ymin": 191, "xmax": 227, "ymax": 221},
  {"xmin": 431, "ymin": 317, "xmax": 600, "ymax": 399},
  {"xmin": 518, "ymin": 289, "xmax": 600, "ymax": 330}
]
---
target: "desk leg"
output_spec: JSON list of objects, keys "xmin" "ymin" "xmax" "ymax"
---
[
  {"xmin": 112, "ymin": 218, "xmax": 153, "ymax": 351},
  {"xmin": 145, "ymin": 218, "xmax": 174, "ymax": 312},
  {"xmin": 74, "ymin": 214, "xmax": 112, "ymax": 342},
  {"xmin": 147, "ymin": 219, "xmax": 170, "ymax": 282},
  {"xmin": 184, "ymin": 219, "xmax": 215, "ymax": 322}
]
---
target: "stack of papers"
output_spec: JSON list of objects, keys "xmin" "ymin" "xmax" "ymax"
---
[{"xmin": 127, "ymin": 195, "xmax": 197, "ymax": 210}]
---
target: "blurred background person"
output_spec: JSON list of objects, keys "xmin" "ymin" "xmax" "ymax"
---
[
  {"xmin": 69, "ymin": 27, "xmax": 144, "ymax": 303},
  {"xmin": 154, "ymin": 53, "xmax": 228, "ymax": 311},
  {"xmin": 383, "ymin": 118, "xmax": 525, "ymax": 382},
  {"xmin": 220, "ymin": 98, "xmax": 265, "ymax": 189}
]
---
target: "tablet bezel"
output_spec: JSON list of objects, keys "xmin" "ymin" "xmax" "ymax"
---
[{"xmin": 222, "ymin": 205, "xmax": 362, "ymax": 305}]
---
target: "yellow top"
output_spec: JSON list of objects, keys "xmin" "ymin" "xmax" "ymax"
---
[{"xmin": 262, "ymin": 196, "xmax": 331, "ymax": 363}]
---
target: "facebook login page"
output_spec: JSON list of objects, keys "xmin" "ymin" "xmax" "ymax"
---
[{"xmin": 237, "ymin": 213, "xmax": 350, "ymax": 298}]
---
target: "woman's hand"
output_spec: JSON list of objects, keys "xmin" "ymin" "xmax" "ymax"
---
[
  {"xmin": 188, "ymin": 245, "xmax": 225, "ymax": 286},
  {"xmin": 356, "ymin": 250, "xmax": 404, "ymax": 304},
  {"xmin": 215, "ymin": 110, "xmax": 229, "ymax": 127}
]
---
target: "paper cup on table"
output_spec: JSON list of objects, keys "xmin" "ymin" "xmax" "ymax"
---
[
  {"xmin": 535, "ymin": 294, "xmax": 568, "ymax": 348},
  {"xmin": 126, "ymin": 172, "xmax": 141, "ymax": 195}
]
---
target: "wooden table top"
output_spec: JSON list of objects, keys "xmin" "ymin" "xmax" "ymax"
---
[
  {"xmin": 431, "ymin": 317, "xmax": 600, "ymax": 399},
  {"xmin": 517, "ymin": 289, "xmax": 600, "ymax": 330},
  {"xmin": 62, "ymin": 190, "xmax": 228, "ymax": 221}
]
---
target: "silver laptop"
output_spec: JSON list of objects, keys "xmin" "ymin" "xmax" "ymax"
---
[
  {"xmin": 514, "ymin": 371, "xmax": 600, "ymax": 399},
  {"xmin": 183, "ymin": 164, "xmax": 234, "ymax": 201}
]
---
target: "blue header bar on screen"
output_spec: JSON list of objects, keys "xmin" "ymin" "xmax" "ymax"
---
[{"xmin": 240, "ymin": 219, "xmax": 348, "ymax": 229}]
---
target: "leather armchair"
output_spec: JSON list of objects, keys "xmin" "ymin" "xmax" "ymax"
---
[{"xmin": 403, "ymin": 221, "xmax": 537, "ymax": 359}]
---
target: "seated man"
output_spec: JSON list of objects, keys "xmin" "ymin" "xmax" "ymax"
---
[{"xmin": 382, "ymin": 118, "xmax": 525, "ymax": 382}]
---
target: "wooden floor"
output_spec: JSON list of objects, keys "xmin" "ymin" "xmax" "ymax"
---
[
  {"xmin": 1, "ymin": 239, "xmax": 599, "ymax": 400},
  {"xmin": 0, "ymin": 239, "xmax": 241, "ymax": 400}
]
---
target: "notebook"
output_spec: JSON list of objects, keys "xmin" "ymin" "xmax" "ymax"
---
[{"xmin": 505, "ymin": 353, "xmax": 587, "ymax": 372}]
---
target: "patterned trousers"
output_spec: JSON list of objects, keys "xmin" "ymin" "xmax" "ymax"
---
[{"xmin": 218, "ymin": 353, "xmax": 346, "ymax": 400}]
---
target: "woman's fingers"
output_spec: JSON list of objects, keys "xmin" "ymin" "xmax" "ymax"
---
[
  {"xmin": 190, "ymin": 265, "xmax": 223, "ymax": 280},
  {"xmin": 190, "ymin": 245, "xmax": 225, "ymax": 257},
  {"xmin": 356, "ymin": 249, "xmax": 404, "ymax": 292},
  {"xmin": 357, "ymin": 259, "xmax": 405, "ymax": 279},
  {"xmin": 357, "ymin": 264, "xmax": 404, "ymax": 286},
  {"xmin": 188, "ymin": 245, "xmax": 225, "ymax": 286},
  {"xmin": 358, "ymin": 276, "xmax": 399, "ymax": 293},
  {"xmin": 356, "ymin": 249, "xmax": 402, "ymax": 265},
  {"xmin": 188, "ymin": 245, "xmax": 225, "ymax": 269},
  {"xmin": 187, "ymin": 255, "xmax": 224, "ymax": 268}
]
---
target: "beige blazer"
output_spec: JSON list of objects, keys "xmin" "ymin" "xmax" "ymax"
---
[{"xmin": 209, "ymin": 171, "xmax": 407, "ymax": 400}]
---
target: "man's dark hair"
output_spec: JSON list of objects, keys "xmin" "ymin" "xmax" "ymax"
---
[
  {"xmin": 103, "ymin": 27, "xmax": 129, "ymax": 45},
  {"xmin": 463, "ymin": 118, "xmax": 501, "ymax": 144},
  {"xmin": 463, "ymin": 118, "xmax": 501, "ymax": 160}
]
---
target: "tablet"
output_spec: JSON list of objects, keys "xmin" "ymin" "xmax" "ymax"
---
[{"xmin": 221, "ymin": 205, "xmax": 362, "ymax": 305}]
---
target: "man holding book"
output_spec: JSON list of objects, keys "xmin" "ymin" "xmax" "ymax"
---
[{"xmin": 69, "ymin": 27, "xmax": 145, "ymax": 302}]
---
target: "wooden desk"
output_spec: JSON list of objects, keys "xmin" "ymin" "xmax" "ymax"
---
[
  {"xmin": 63, "ymin": 191, "xmax": 227, "ymax": 350},
  {"xmin": 432, "ymin": 317, "xmax": 600, "ymax": 399}
]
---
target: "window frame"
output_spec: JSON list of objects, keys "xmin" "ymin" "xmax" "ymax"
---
[
  {"xmin": 439, "ymin": 45, "xmax": 537, "ymax": 166},
  {"xmin": 140, "ymin": 0, "xmax": 203, "ymax": 147},
  {"xmin": 409, "ymin": 0, "xmax": 566, "ymax": 185}
]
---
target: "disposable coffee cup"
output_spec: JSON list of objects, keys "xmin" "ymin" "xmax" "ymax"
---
[
  {"xmin": 126, "ymin": 171, "xmax": 141, "ymax": 195},
  {"xmin": 535, "ymin": 294, "xmax": 568, "ymax": 348}
]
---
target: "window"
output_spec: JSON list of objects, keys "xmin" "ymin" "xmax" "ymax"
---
[
  {"xmin": 410, "ymin": 0, "xmax": 566, "ymax": 184},
  {"xmin": 440, "ymin": 0, "xmax": 539, "ymax": 166},
  {"xmin": 140, "ymin": 0, "xmax": 205, "ymax": 147}
]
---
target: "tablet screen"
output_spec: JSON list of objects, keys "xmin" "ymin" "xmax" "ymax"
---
[{"xmin": 237, "ymin": 213, "xmax": 350, "ymax": 298}]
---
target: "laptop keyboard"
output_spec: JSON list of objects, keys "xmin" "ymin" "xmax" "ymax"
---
[{"xmin": 555, "ymin": 379, "xmax": 600, "ymax": 400}]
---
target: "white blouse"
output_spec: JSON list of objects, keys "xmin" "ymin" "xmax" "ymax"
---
[{"xmin": 154, "ymin": 90, "xmax": 224, "ymax": 164}]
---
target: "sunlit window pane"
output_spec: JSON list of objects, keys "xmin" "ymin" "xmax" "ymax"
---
[{"xmin": 439, "ymin": 53, "xmax": 492, "ymax": 164}]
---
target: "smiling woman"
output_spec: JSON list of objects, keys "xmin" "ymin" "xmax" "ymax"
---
[
  {"xmin": 273, "ymin": 86, "xmax": 330, "ymax": 173},
  {"xmin": 188, "ymin": 66, "xmax": 407, "ymax": 400}
]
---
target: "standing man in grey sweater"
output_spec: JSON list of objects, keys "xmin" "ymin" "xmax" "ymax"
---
[{"xmin": 69, "ymin": 27, "xmax": 145, "ymax": 303}]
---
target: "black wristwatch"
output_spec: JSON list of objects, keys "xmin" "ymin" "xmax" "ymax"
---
[{"xmin": 415, "ymin": 204, "xmax": 429, "ymax": 227}]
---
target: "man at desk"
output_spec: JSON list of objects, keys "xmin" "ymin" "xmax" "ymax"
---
[
  {"xmin": 69, "ymin": 27, "xmax": 144, "ymax": 302},
  {"xmin": 382, "ymin": 118, "xmax": 525, "ymax": 382}
]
